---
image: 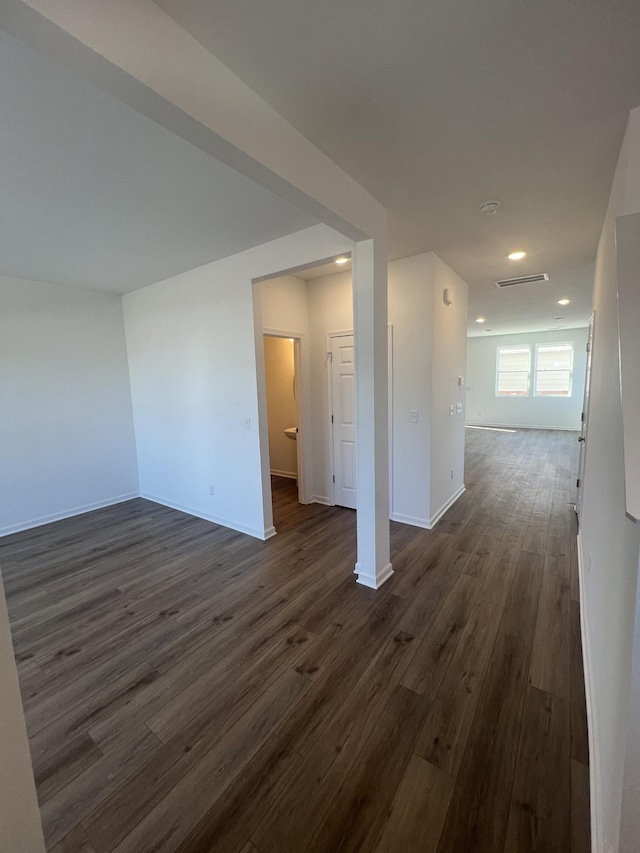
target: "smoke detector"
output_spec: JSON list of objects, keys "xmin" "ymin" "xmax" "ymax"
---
[{"xmin": 479, "ymin": 200, "xmax": 501, "ymax": 215}]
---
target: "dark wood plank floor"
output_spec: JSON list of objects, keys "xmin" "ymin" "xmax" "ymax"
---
[{"xmin": 1, "ymin": 427, "xmax": 590, "ymax": 852}]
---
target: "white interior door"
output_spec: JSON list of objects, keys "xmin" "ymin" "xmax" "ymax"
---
[
  {"xmin": 331, "ymin": 334, "xmax": 357, "ymax": 509},
  {"xmin": 576, "ymin": 314, "xmax": 594, "ymax": 524}
]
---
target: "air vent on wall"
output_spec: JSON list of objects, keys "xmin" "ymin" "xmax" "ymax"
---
[{"xmin": 495, "ymin": 273, "xmax": 549, "ymax": 288}]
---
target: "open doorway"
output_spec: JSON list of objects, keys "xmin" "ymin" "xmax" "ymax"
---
[
  {"xmin": 263, "ymin": 333, "xmax": 304, "ymax": 511},
  {"xmin": 254, "ymin": 257, "xmax": 354, "ymax": 534}
]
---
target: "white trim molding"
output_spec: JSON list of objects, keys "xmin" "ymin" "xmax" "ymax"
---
[
  {"xmin": 354, "ymin": 560, "xmax": 394, "ymax": 590},
  {"xmin": 140, "ymin": 493, "xmax": 273, "ymax": 541},
  {"xmin": 310, "ymin": 495, "xmax": 333, "ymax": 506},
  {"xmin": 466, "ymin": 422, "xmax": 581, "ymax": 432},
  {"xmin": 429, "ymin": 485, "xmax": 466, "ymax": 529},
  {"xmin": 0, "ymin": 492, "xmax": 139, "ymax": 537},
  {"xmin": 577, "ymin": 530, "xmax": 602, "ymax": 853},
  {"xmin": 388, "ymin": 486, "xmax": 466, "ymax": 531},
  {"xmin": 390, "ymin": 512, "xmax": 430, "ymax": 530},
  {"xmin": 270, "ymin": 469, "xmax": 297, "ymax": 480}
]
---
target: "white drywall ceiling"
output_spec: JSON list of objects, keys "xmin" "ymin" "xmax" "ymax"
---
[
  {"xmin": 296, "ymin": 259, "xmax": 352, "ymax": 280},
  {"xmin": 155, "ymin": 0, "xmax": 640, "ymax": 335},
  {"xmin": 0, "ymin": 29, "xmax": 317, "ymax": 293}
]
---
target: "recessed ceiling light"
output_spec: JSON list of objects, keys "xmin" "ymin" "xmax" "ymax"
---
[
  {"xmin": 555, "ymin": 317, "xmax": 564, "ymax": 321},
  {"xmin": 558, "ymin": 298, "xmax": 570, "ymax": 305},
  {"xmin": 485, "ymin": 328, "xmax": 493, "ymax": 332},
  {"xmin": 476, "ymin": 317, "xmax": 486, "ymax": 323},
  {"xmin": 335, "ymin": 257, "xmax": 349, "ymax": 265},
  {"xmin": 507, "ymin": 251, "xmax": 526, "ymax": 261},
  {"xmin": 479, "ymin": 200, "xmax": 501, "ymax": 216}
]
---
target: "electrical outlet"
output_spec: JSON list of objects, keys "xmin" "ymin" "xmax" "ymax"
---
[
  {"xmin": 410, "ymin": 410, "xmax": 418, "ymax": 423},
  {"xmin": 208, "ymin": 485, "xmax": 215, "ymax": 496},
  {"xmin": 449, "ymin": 404, "xmax": 454, "ymax": 417},
  {"xmin": 244, "ymin": 416, "xmax": 251, "ymax": 429},
  {"xmin": 456, "ymin": 402, "xmax": 463, "ymax": 414}
]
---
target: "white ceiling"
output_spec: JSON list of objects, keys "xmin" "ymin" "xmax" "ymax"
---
[
  {"xmin": 155, "ymin": 0, "xmax": 640, "ymax": 335},
  {"xmin": 0, "ymin": 30, "xmax": 317, "ymax": 293},
  {"xmin": 296, "ymin": 259, "xmax": 352, "ymax": 281},
  {"xmin": 3, "ymin": 4, "xmax": 640, "ymax": 333}
]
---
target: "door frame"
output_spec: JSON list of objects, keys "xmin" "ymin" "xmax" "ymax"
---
[
  {"xmin": 263, "ymin": 328, "xmax": 310, "ymax": 508},
  {"xmin": 576, "ymin": 312, "xmax": 595, "ymax": 524}
]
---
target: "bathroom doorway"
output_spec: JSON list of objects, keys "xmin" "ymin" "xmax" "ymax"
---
[{"xmin": 263, "ymin": 333, "xmax": 304, "ymax": 508}]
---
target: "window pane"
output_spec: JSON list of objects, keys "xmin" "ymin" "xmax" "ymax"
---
[
  {"xmin": 496, "ymin": 346, "xmax": 530, "ymax": 396},
  {"xmin": 537, "ymin": 344, "xmax": 573, "ymax": 371},
  {"xmin": 498, "ymin": 346, "xmax": 530, "ymax": 372},
  {"xmin": 536, "ymin": 369, "xmax": 571, "ymax": 395},
  {"xmin": 535, "ymin": 342, "xmax": 573, "ymax": 396},
  {"xmin": 498, "ymin": 371, "xmax": 529, "ymax": 396}
]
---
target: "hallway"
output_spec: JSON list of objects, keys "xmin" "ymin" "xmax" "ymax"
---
[{"xmin": 1, "ymin": 428, "xmax": 589, "ymax": 852}]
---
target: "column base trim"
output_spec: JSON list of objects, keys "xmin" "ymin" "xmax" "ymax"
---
[{"xmin": 354, "ymin": 561, "xmax": 394, "ymax": 590}]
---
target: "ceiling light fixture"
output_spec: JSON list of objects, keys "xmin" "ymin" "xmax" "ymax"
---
[
  {"xmin": 558, "ymin": 298, "xmax": 570, "ymax": 305},
  {"xmin": 479, "ymin": 200, "xmax": 501, "ymax": 216},
  {"xmin": 335, "ymin": 257, "xmax": 349, "ymax": 265},
  {"xmin": 507, "ymin": 251, "xmax": 526, "ymax": 260},
  {"xmin": 476, "ymin": 317, "xmax": 486, "ymax": 323}
]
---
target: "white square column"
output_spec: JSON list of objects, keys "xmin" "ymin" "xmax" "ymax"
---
[{"xmin": 352, "ymin": 238, "xmax": 393, "ymax": 589}]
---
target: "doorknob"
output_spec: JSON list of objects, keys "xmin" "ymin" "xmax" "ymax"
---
[{"xmin": 578, "ymin": 437, "xmax": 585, "ymax": 442}]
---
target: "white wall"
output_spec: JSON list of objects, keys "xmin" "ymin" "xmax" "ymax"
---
[
  {"xmin": 307, "ymin": 272, "xmax": 354, "ymax": 504},
  {"xmin": 388, "ymin": 256, "xmax": 432, "ymax": 527},
  {"xmin": 622, "ymin": 554, "xmax": 640, "ymax": 853},
  {"xmin": 263, "ymin": 336, "xmax": 297, "ymax": 477},
  {"xmin": 304, "ymin": 252, "xmax": 467, "ymax": 527},
  {"xmin": 122, "ymin": 239, "xmax": 468, "ymax": 540},
  {"xmin": 579, "ymin": 106, "xmax": 640, "ymax": 853},
  {"xmin": 261, "ymin": 274, "xmax": 310, "ymax": 334},
  {"xmin": 430, "ymin": 255, "xmax": 468, "ymax": 523},
  {"xmin": 123, "ymin": 225, "xmax": 352, "ymax": 540},
  {"xmin": 0, "ymin": 276, "xmax": 139, "ymax": 535},
  {"xmin": 0, "ymin": 570, "xmax": 45, "ymax": 852},
  {"xmin": 466, "ymin": 328, "xmax": 588, "ymax": 430}
]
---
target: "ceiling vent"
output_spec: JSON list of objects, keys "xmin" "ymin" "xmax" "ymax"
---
[{"xmin": 495, "ymin": 273, "xmax": 549, "ymax": 288}]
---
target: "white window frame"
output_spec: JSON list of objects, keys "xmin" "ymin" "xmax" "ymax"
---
[
  {"xmin": 534, "ymin": 341, "xmax": 574, "ymax": 398},
  {"xmin": 495, "ymin": 345, "xmax": 531, "ymax": 398}
]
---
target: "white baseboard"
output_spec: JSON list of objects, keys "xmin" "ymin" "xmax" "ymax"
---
[
  {"xmin": 0, "ymin": 492, "xmax": 139, "ymax": 538},
  {"xmin": 310, "ymin": 495, "xmax": 333, "ymax": 506},
  {"xmin": 354, "ymin": 561, "xmax": 394, "ymax": 589},
  {"xmin": 577, "ymin": 530, "xmax": 602, "ymax": 853},
  {"xmin": 140, "ymin": 493, "xmax": 271, "ymax": 541},
  {"xmin": 429, "ymin": 485, "xmax": 466, "ymax": 528},
  {"xmin": 390, "ymin": 512, "xmax": 430, "ymax": 529},
  {"xmin": 270, "ymin": 469, "xmax": 297, "ymax": 480},
  {"xmin": 466, "ymin": 422, "xmax": 581, "ymax": 432}
]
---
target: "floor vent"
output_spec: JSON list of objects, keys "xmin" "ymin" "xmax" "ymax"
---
[{"xmin": 495, "ymin": 273, "xmax": 549, "ymax": 288}]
